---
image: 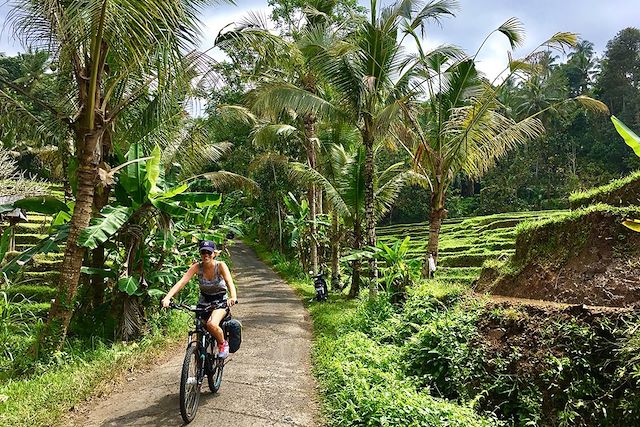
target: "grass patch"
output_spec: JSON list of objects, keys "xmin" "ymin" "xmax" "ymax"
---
[
  {"xmin": 0, "ymin": 312, "xmax": 189, "ymax": 427},
  {"xmin": 570, "ymin": 170, "xmax": 640, "ymax": 209},
  {"xmin": 250, "ymin": 241, "xmax": 499, "ymax": 426},
  {"xmin": 3, "ymin": 286, "xmax": 55, "ymax": 303}
]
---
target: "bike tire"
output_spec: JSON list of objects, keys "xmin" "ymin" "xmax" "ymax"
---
[
  {"xmin": 207, "ymin": 357, "xmax": 224, "ymax": 393},
  {"xmin": 180, "ymin": 345, "xmax": 202, "ymax": 424}
]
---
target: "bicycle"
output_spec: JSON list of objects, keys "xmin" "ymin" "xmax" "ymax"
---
[{"xmin": 168, "ymin": 300, "xmax": 237, "ymax": 424}]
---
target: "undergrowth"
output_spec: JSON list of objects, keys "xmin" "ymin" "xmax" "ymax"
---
[
  {"xmin": 254, "ymin": 242, "xmax": 640, "ymax": 426},
  {"xmin": 251, "ymin": 242, "xmax": 499, "ymax": 427},
  {"xmin": 0, "ymin": 311, "xmax": 189, "ymax": 427}
]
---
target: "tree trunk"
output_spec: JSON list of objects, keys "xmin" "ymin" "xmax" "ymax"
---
[
  {"xmin": 362, "ymin": 128, "xmax": 377, "ymax": 297},
  {"xmin": 422, "ymin": 187, "xmax": 446, "ymax": 278},
  {"xmin": 90, "ymin": 185, "xmax": 110, "ymax": 308},
  {"xmin": 348, "ymin": 220, "xmax": 362, "ymax": 298},
  {"xmin": 304, "ymin": 114, "xmax": 319, "ymax": 275},
  {"xmin": 39, "ymin": 129, "xmax": 102, "ymax": 352},
  {"xmin": 330, "ymin": 212, "xmax": 340, "ymax": 291}
]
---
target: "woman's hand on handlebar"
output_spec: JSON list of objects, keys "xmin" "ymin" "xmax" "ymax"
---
[
  {"xmin": 161, "ymin": 296, "xmax": 172, "ymax": 309},
  {"xmin": 228, "ymin": 298, "xmax": 238, "ymax": 307}
]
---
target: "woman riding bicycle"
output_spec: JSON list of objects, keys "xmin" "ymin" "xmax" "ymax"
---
[{"xmin": 162, "ymin": 240, "xmax": 237, "ymax": 358}]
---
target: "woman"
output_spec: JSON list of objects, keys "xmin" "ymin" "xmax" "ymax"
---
[{"xmin": 162, "ymin": 240, "xmax": 237, "ymax": 358}]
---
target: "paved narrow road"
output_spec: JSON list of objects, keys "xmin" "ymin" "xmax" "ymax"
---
[{"xmin": 75, "ymin": 242, "xmax": 320, "ymax": 427}]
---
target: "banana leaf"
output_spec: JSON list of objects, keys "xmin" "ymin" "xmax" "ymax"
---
[
  {"xmin": 80, "ymin": 266, "xmax": 117, "ymax": 278},
  {"xmin": 611, "ymin": 115, "xmax": 640, "ymax": 157},
  {"xmin": 145, "ymin": 144, "xmax": 162, "ymax": 196},
  {"xmin": 623, "ymin": 219, "xmax": 640, "ymax": 233},
  {"xmin": 151, "ymin": 183, "xmax": 189, "ymax": 200},
  {"xmin": 118, "ymin": 276, "xmax": 138, "ymax": 296},
  {"xmin": 78, "ymin": 205, "xmax": 134, "ymax": 250},
  {"xmin": 172, "ymin": 192, "xmax": 221, "ymax": 207},
  {"xmin": 14, "ymin": 196, "xmax": 69, "ymax": 215}
]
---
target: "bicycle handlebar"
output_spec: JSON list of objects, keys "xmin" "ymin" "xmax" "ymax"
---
[{"xmin": 166, "ymin": 299, "xmax": 238, "ymax": 312}]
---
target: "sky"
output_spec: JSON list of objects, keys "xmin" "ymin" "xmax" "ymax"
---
[{"xmin": 0, "ymin": 0, "xmax": 638, "ymax": 80}]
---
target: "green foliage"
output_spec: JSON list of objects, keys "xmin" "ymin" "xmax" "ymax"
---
[
  {"xmin": 0, "ymin": 311, "xmax": 189, "ymax": 426},
  {"xmin": 12, "ymin": 197, "xmax": 69, "ymax": 215},
  {"xmin": 569, "ymin": 170, "xmax": 640, "ymax": 208},
  {"xmin": 77, "ymin": 206, "xmax": 134, "ymax": 250},
  {"xmin": 612, "ymin": 115, "xmax": 640, "ymax": 157},
  {"xmin": 375, "ymin": 237, "xmax": 420, "ymax": 300}
]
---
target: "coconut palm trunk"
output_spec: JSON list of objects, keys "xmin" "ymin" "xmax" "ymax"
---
[
  {"xmin": 362, "ymin": 127, "xmax": 377, "ymax": 296},
  {"xmin": 330, "ymin": 212, "xmax": 340, "ymax": 290},
  {"xmin": 422, "ymin": 181, "xmax": 446, "ymax": 277},
  {"xmin": 43, "ymin": 128, "xmax": 103, "ymax": 350},
  {"xmin": 303, "ymin": 113, "xmax": 319, "ymax": 274},
  {"xmin": 349, "ymin": 219, "xmax": 363, "ymax": 298}
]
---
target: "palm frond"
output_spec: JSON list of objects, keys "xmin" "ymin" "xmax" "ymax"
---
[
  {"xmin": 497, "ymin": 17, "xmax": 525, "ymax": 49},
  {"xmin": 251, "ymin": 123, "xmax": 300, "ymax": 148},
  {"xmin": 573, "ymin": 95, "xmax": 609, "ymax": 114},
  {"xmin": 289, "ymin": 162, "xmax": 351, "ymax": 218},
  {"xmin": 200, "ymin": 171, "xmax": 260, "ymax": 195},
  {"xmin": 251, "ymin": 83, "xmax": 338, "ymax": 119}
]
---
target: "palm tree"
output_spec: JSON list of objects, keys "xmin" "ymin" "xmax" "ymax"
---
[
  {"xmin": 216, "ymin": 2, "xmax": 341, "ymax": 275},
  {"xmin": 291, "ymin": 142, "xmax": 426, "ymax": 297},
  {"xmin": 2, "ymin": 0, "xmax": 219, "ymax": 350},
  {"xmin": 259, "ymin": 0, "xmax": 457, "ymax": 295},
  {"xmin": 566, "ymin": 40, "xmax": 598, "ymax": 95},
  {"xmin": 405, "ymin": 21, "xmax": 608, "ymax": 276}
]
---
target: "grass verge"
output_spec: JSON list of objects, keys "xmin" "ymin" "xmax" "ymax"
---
[
  {"xmin": 0, "ymin": 312, "xmax": 189, "ymax": 427},
  {"xmin": 247, "ymin": 240, "xmax": 498, "ymax": 427}
]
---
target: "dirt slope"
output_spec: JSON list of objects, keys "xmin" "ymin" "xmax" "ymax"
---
[{"xmin": 70, "ymin": 242, "xmax": 320, "ymax": 427}]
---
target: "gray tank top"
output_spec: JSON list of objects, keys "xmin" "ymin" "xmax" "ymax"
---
[{"xmin": 197, "ymin": 262, "xmax": 227, "ymax": 296}]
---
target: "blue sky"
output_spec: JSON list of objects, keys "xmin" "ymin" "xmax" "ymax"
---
[{"xmin": 0, "ymin": 0, "xmax": 637, "ymax": 79}]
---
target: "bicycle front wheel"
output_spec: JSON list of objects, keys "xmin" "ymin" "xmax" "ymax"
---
[
  {"xmin": 180, "ymin": 345, "xmax": 202, "ymax": 423},
  {"xmin": 207, "ymin": 357, "xmax": 224, "ymax": 393}
]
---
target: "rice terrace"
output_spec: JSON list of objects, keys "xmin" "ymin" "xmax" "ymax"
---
[{"xmin": 1, "ymin": 0, "xmax": 640, "ymax": 426}]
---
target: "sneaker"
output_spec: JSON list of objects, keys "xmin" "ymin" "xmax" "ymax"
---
[{"xmin": 218, "ymin": 340, "xmax": 229, "ymax": 358}]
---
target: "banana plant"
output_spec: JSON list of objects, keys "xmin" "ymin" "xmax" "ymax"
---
[
  {"xmin": 78, "ymin": 144, "xmax": 221, "ymax": 286},
  {"xmin": 611, "ymin": 115, "xmax": 640, "ymax": 232}
]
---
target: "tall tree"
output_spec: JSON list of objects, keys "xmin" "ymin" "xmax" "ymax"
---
[
  {"xmin": 291, "ymin": 142, "xmax": 424, "ymax": 296},
  {"xmin": 405, "ymin": 21, "xmax": 608, "ymax": 276},
  {"xmin": 217, "ymin": 1, "xmax": 347, "ymax": 274},
  {"xmin": 270, "ymin": 0, "xmax": 457, "ymax": 295},
  {"xmin": 1, "ymin": 0, "xmax": 216, "ymax": 351}
]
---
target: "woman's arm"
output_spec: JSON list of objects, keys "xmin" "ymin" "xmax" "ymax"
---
[
  {"xmin": 219, "ymin": 261, "xmax": 237, "ymax": 306},
  {"xmin": 162, "ymin": 263, "xmax": 198, "ymax": 308}
]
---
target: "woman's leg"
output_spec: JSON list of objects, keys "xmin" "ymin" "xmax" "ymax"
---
[{"xmin": 206, "ymin": 308, "xmax": 227, "ymax": 345}]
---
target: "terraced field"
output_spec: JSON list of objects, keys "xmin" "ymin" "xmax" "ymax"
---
[
  {"xmin": 378, "ymin": 210, "xmax": 568, "ymax": 285},
  {"xmin": 1, "ymin": 189, "xmax": 66, "ymax": 372}
]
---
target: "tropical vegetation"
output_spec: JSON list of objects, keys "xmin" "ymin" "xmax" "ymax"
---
[{"xmin": 2, "ymin": 0, "xmax": 640, "ymax": 425}]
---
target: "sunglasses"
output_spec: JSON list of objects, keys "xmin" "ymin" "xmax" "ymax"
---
[{"xmin": 200, "ymin": 250, "xmax": 213, "ymax": 256}]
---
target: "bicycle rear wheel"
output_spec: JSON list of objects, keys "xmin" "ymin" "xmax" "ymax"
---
[
  {"xmin": 207, "ymin": 357, "xmax": 224, "ymax": 393},
  {"xmin": 180, "ymin": 345, "xmax": 202, "ymax": 423}
]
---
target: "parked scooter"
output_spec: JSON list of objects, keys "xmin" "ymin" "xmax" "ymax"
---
[{"xmin": 309, "ymin": 270, "xmax": 328, "ymax": 302}]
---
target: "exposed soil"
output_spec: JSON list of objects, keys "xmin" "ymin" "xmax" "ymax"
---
[
  {"xmin": 476, "ymin": 210, "xmax": 640, "ymax": 307},
  {"xmin": 67, "ymin": 242, "xmax": 320, "ymax": 427},
  {"xmin": 471, "ymin": 300, "xmax": 638, "ymax": 425}
]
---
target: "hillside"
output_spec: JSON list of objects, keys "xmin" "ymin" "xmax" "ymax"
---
[
  {"xmin": 476, "ymin": 205, "xmax": 640, "ymax": 307},
  {"xmin": 378, "ymin": 210, "xmax": 566, "ymax": 285}
]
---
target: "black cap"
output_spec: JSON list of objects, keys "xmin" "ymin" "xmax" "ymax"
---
[{"xmin": 198, "ymin": 240, "xmax": 217, "ymax": 253}]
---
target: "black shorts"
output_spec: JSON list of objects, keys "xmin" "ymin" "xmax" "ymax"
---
[{"xmin": 196, "ymin": 293, "xmax": 228, "ymax": 319}]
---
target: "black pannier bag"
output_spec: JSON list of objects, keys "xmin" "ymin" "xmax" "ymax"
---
[{"xmin": 224, "ymin": 319, "xmax": 242, "ymax": 353}]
